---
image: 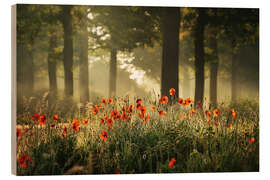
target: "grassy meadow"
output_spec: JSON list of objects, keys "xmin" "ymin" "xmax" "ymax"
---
[{"xmin": 16, "ymin": 92, "xmax": 259, "ymax": 175}]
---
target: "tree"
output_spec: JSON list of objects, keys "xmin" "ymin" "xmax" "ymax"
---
[
  {"xmin": 208, "ymin": 27, "xmax": 219, "ymax": 107},
  {"xmin": 109, "ymin": 48, "xmax": 117, "ymax": 96},
  {"xmin": 219, "ymin": 8, "xmax": 259, "ymax": 101},
  {"xmin": 194, "ymin": 8, "xmax": 206, "ymax": 105},
  {"xmin": 43, "ymin": 6, "xmax": 62, "ymax": 100},
  {"xmin": 73, "ymin": 6, "xmax": 90, "ymax": 102},
  {"xmin": 88, "ymin": 6, "xmax": 158, "ymax": 97},
  {"xmin": 47, "ymin": 27, "xmax": 58, "ymax": 95},
  {"xmin": 161, "ymin": 7, "xmax": 181, "ymax": 98},
  {"xmin": 61, "ymin": 5, "xmax": 74, "ymax": 97},
  {"xmin": 17, "ymin": 5, "xmax": 43, "ymax": 100}
]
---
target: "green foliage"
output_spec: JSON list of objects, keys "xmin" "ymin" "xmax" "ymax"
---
[{"xmin": 88, "ymin": 6, "xmax": 160, "ymax": 51}]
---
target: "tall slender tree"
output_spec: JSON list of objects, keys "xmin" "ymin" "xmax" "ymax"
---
[
  {"xmin": 88, "ymin": 6, "xmax": 159, "ymax": 97},
  {"xmin": 194, "ymin": 8, "xmax": 206, "ymax": 105},
  {"xmin": 161, "ymin": 7, "xmax": 180, "ymax": 98},
  {"xmin": 47, "ymin": 27, "xmax": 58, "ymax": 95},
  {"xmin": 77, "ymin": 7, "xmax": 90, "ymax": 102},
  {"xmin": 209, "ymin": 27, "xmax": 219, "ymax": 107},
  {"xmin": 231, "ymin": 38, "xmax": 238, "ymax": 101},
  {"xmin": 109, "ymin": 48, "xmax": 117, "ymax": 97},
  {"xmin": 61, "ymin": 5, "xmax": 74, "ymax": 97},
  {"xmin": 17, "ymin": 5, "xmax": 42, "ymax": 99},
  {"xmin": 219, "ymin": 8, "xmax": 259, "ymax": 101}
]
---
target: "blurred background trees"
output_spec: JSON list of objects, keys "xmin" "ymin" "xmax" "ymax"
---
[{"xmin": 16, "ymin": 4, "xmax": 259, "ymax": 109}]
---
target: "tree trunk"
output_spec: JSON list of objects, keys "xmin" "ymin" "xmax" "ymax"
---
[
  {"xmin": 194, "ymin": 8, "xmax": 206, "ymax": 106},
  {"xmin": 48, "ymin": 30, "xmax": 58, "ymax": 94},
  {"xmin": 62, "ymin": 6, "xmax": 74, "ymax": 97},
  {"xmin": 182, "ymin": 68, "xmax": 190, "ymax": 98},
  {"xmin": 161, "ymin": 7, "xmax": 180, "ymax": 98},
  {"xmin": 109, "ymin": 49, "xmax": 117, "ymax": 97},
  {"xmin": 209, "ymin": 27, "xmax": 219, "ymax": 107},
  {"xmin": 47, "ymin": 29, "xmax": 58, "ymax": 106},
  {"xmin": 24, "ymin": 44, "xmax": 34, "ymax": 97},
  {"xmin": 231, "ymin": 39, "xmax": 237, "ymax": 102},
  {"xmin": 79, "ymin": 16, "xmax": 89, "ymax": 103},
  {"xmin": 17, "ymin": 42, "xmax": 24, "ymax": 108},
  {"xmin": 17, "ymin": 41, "xmax": 34, "ymax": 106}
]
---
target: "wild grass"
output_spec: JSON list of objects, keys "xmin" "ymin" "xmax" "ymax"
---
[{"xmin": 16, "ymin": 94, "xmax": 259, "ymax": 175}]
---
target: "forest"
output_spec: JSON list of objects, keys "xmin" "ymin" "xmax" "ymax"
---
[{"xmin": 15, "ymin": 4, "xmax": 259, "ymax": 175}]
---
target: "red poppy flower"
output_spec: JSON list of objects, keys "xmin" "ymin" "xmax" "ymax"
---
[
  {"xmin": 62, "ymin": 126, "xmax": 67, "ymax": 138},
  {"xmin": 83, "ymin": 119, "xmax": 88, "ymax": 125},
  {"xmin": 100, "ymin": 118, "xmax": 104, "ymax": 125},
  {"xmin": 108, "ymin": 98, "xmax": 114, "ymax": 104},
  {"xmin": 106, "ymin": 118, "xmax": 113, "ymax": 128},
  {"xmin": 177, "ymin": 98, "xmax": 184, "ymax": 105},
  {"xmin": 169, "ymin": 88, "xmax": 176, "ymax": 95},
  {"xmin": 227, "ymin": 123, "xmax": 233, "ymax": 129},
  {"xmin": 100, "ymin": 131, "xmax": 108, "ymax": 141},
  {"xmin": 182, "ymin": 100, "xmax": 187, "ymax": 106},
  {"xmin": 122, "ymin": 106, "xmax": 127, "ymax": 112},
  {"xmin": 32, "ymin": 113, "xmax": 40, "ymax": 122},
  {"xmin": 92, "ymin": 108, "xmax": 99, "ymax": 115},
  {"xmin": 159, "ymin": 110, "xmax": 166, "ymax": 116},
  {"xmin": 72, "ymin": 120, "xmax": 80, "ymax": 132},
  {"xmin": 159, "ymin": 96, "xmax": 168, "ymax": 104},
  {"xmin": 205, "ymin": 110, "xmax": 211, "ymax": 117},
  {"xmin": 138, "ymin": 112, "xmax": 145, "ymax": 120},
  {"xmin": 18, "ymin": 154, "xmax": 31, "ymax": 168},
  {"xmin": 213, "ymin": 109, "xmax": 219, "ymax": 117},
  {"xmin": 111, "ymin": 110, "xmax": 120, "ymax": 120},
  {"xmin": 169, "ymin": 158, "xmax": 176, "ymax": 168},
  {"xmin": 140, "ymin": 106, "xmax": 147, "ymax": 114},
  {"xmin": 136, "ymin": 98, "xmax": 142, "ymax": 104},
  {"xmin": 51, "ymin": 124, "xmax": 56, "ymax": 128},
  {"xmin": 231, "ymin": 109, "xmax": 237, "ymax": 118},
  {"xmin": 39, "ymin": 114, "xmax": 46, "ymax": 125},
  {"xmin": 101, "ymin": 116, "xmax": 109, "ymax": 125},
  {"xmin": 101, "ymin": 98, "xmax": 108, "ymax": 104},
  {"xmin": 185, "ymin": 97, "xmax": 193, "ymax": 105},
  {"xmin": 197, "ymin": 101, "xmax": 203, "ymax": 107},
  {"xmin": 121, "ymin": 112, "xmax": 131, "ymax": 121},
  {"xmin": 128, "ymin": 105, "xmax": 134, "ymax": 113},
  {"xmin": 17, "ymin": 128, "xmax": 22, "ymax": 138},
  {"xmin": 249, "ymin": 137, "xmax": 255, "ymax": 144},
  {"xmin": 136, "ymin": 103, "xmax": 143, "ymax": 110},
  {"xmin": 53, "ymin": 114, "xmax": 60, "ymax": 122},
  {"xmin": 144, "ymin": 114, "xmax": 150, "ymax": 122}
]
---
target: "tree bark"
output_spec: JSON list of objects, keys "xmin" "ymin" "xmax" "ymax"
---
[
  {"xmin": 161, "ymin": 7, "xmax": 180, "ymax": 98},
  {"xmin": 79, "ymin": 16, "xmax": 89, "ymax": 103},
  {"xmin": 109, "ymin": 49, "xmax": 117, "ymax": 97},
  {"xmin": 194, "ymin": 8, "xmax": 206, "ymax": 106},
  {"xmin": 48, "ymin": 30, "xmax": 58, "ymax": 94},
  {"xmin": 209, "ymin": 27, "xmax": 219, "ymax": 107},
  {"xmin": 231, "ymin": 39, "xmax": 237, "ymax": 102},
  {"xmin": 62, "ymin": 6, "xmax": 74, "ymax": 97},
  {"xmin": 17, "ymin": 41, "xmax": 34, "ymax": 107},
  {"xmin": 24, "ymin": 44, "xmax": 34, "ymax": 97}
]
